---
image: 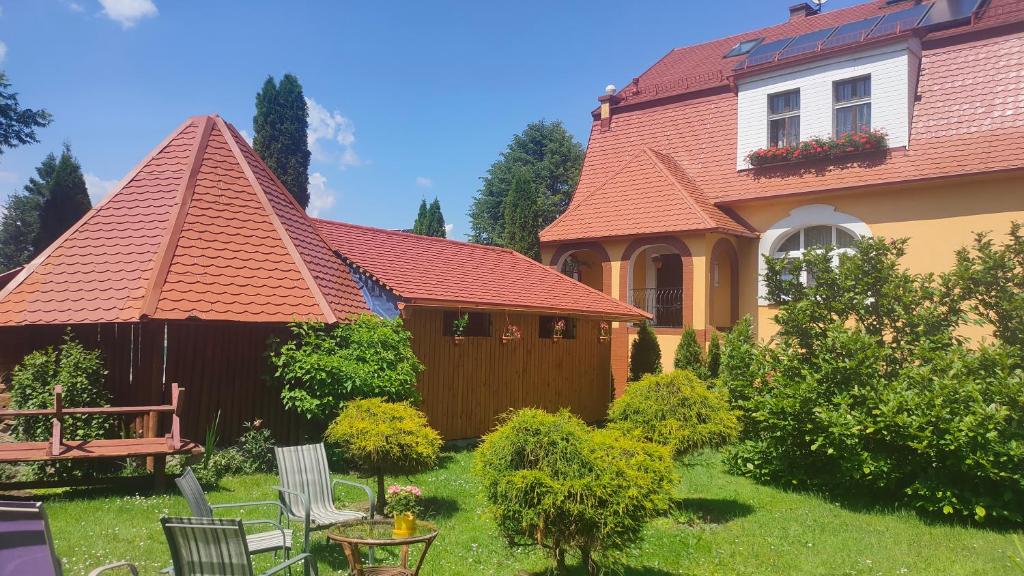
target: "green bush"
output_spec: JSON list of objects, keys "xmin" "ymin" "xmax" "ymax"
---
[
  {"xmin": 235, "ymin": 420, "xmax": 277, "ymax": 474},
  {"xmin": 673, "ymin": 328, "xmax": 704, "ymax": 375},
  {"xmin": 608, "ymin": 370, "xmax": 739, "ymax": 458},
  {"xmin": 951, "ymin": 221, "xmax": 1024, "ymax": 350},
  {"xmin": 9, "ymin": 333, "xmax": 114, "ymax": 479},
  {"xmin": 270, "ymin": 316, "xmax": 424, "ymax": 422},
  {"xmin": 474, "ymin": 408, "xmax": 674, "ymax": 575},
  {"xmin": 629, "ymin": 321, "xmax": 661, "ymax": 381},
  {"xmin": 726, "ymin": 235, "xmax": 1024, "ymax": 524},
  {"xmin": 325, "ymin": 399, "xmax": 442, "ymax": 514},
  {"xmin": 705, "ymin": 332, "xmax": 722, "ymax": 379}
]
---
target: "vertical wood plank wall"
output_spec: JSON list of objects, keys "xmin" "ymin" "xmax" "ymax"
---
[
  {"xmin": 403, "ymin": 308, "xmax": 613, "ymax": 440},
  {"xmin": 1, "ymin": 312, "xmax": 615, "ymax": 443}
]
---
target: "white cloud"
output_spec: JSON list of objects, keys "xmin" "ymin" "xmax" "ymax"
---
[
  {"xmin": 445, "ymin": 223, "xmax": 454, "ymax": 236},
  {"xmin": 98, "ymin": 0, "xmax": 157, "ymax": 28},
  {"xmin": 68, "ymin": 2, "xmax": 85, "ymax": 12},
  {"xmin": 84, "ymin": 173, "xmax": 118, "ymax": 204},
  {"xmin": 306, "ymin": 96, "xmax": 363, "ymax": 169},
  {"xmin": 415, "ymin": 176, "xmax": 433, "ymax": 188},
  {"xmin": 0, "ymin": 41, "xmax": 7, "ymax": 64},
  {"xmin": 306, "ymin": 172, "xmax": 337, "ymax": 218},
  {"xmin": 239, "ymin": 129, "xmax": 253, "ymax": 145}
]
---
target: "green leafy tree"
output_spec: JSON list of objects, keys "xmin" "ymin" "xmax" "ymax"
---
[
  {"xmin": 325, "ymin": 399, "xmax": 442, "ymax": 514},
  {"xmin": 608, "ymin": 370, "xmax": 739, "ymax": 458},
  {"xmin": 412, "ymin": 197, "xmax": 447, "ymax": 238},
  {"xmin": 501, "ymin": 170, "xmax": 541, "ymax": 260},
  {"xmin": 0, "ymin": 71, "xmax": 52, "ymax": 156},
  {"xmin": 253, "ymin": 74, "xmax": 310, "ymax": 208},
  {"xmin": 270, "ymin": 316, "xmax": 424, "ymax": 422},
  {"xmin": 34, "ymin": 145, "xmax": 91, "ymax": 253},
  {"xmin": 950, "ymin": 222, "xmax": 1024, "ymax": 349},
  {"xmin": 629, "ymin": 321, "xmax": 662, "ymax": 381},
  {"xmin": 706, "ymin": 332, "xmax": 722, "ymax": 379},
  {"xmin": 673, "ymin": 328, "xmax": 704, "ymax": 376},
  {"xmin": 411, "ymin": 198, "xmax": 429, "ymax": 235},
  {"xmin": 468, "ymin": 120, "xmax": 583, "ymax": 245},
  {"xmin": 474, "ymin": 408, "xmax": 674, "ymax": 575},
  {"xmin": 425, "ymin": 197, "xmax": 446, "ymax": 238}
]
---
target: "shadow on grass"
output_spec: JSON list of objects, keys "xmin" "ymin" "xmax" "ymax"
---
[
  {"xmin": 308, "ymin": 531, "xmax": 424, "ymax": 573},
  {"xmin": 671, "ymin": 496, "xmax": 754, "ymax": 526},
  {"xmin": 421, "ymin": 495, "xmax": 460, "ymax": 519}
]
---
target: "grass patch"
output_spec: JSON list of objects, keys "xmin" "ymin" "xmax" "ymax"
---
[{"xmin": 24, "ymin": 450, "xmax": 1023, "ymax": 575}]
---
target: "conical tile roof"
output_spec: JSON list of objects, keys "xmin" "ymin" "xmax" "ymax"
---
[{"xmin": 0, "ymin": 115, "xmax": 369, "ymax": 325}]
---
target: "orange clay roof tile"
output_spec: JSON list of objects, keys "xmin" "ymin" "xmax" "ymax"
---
[
  {"xmin": 0, "ymin": 115, "xmax": 370, "ymax": 325},
  {"xmin": 313, "ymin": 219, "xmax": 650, "ymax": 321}
]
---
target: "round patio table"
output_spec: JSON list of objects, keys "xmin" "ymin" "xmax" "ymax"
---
[{"xmin": 327, "ymin": 518, "xmax": 438, "ymax": 576}]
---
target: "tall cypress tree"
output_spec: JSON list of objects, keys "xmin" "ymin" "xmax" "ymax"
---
[
  {"xmin": 412, "ymin": 198, "xmax": 429, "ymax": 235},
  {"xmin": 0, "ymin": 152, "xmax": 57, "ymax": 270},
  {"xmin": 253, "ymin": 74, "xmax": 311, "ymax": 208},
  {"xmin": 34, "ymin": 144, "xmax": 90, "ymax": 253},
  {"xmin": 501, "ymin": 171, "xmax": 541, "ymax": 260},
  {"xmin": 425, "ymin": 198, "xmax": 446, "ymax": 238}
]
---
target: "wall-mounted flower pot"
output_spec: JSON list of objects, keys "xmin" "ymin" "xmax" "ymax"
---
[{"xmin": 453, "ymin": 336, "xmax": 465, "ymax": 345}]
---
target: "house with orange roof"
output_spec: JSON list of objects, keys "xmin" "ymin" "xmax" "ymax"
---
[
  {"xmin": 0, "ymin": 115, "xmax": 647, "ymax": 441},
  {"xmin": 539, "ymin": 0, "xmax": 1024, "ymax": 390}
]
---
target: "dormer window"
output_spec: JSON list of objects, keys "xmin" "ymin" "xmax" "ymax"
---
[
  {"xmin": 768, "ymin": 89, "xmax": 800, "ymax": 147},
  {"xmin": 834, "ymin": 76, "xmax": 871, "ymax": 136}
]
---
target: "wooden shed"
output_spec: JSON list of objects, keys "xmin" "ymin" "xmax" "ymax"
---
[{"xmin": 0, "ymin": 114, "xmax": 647, "ymax": 442}]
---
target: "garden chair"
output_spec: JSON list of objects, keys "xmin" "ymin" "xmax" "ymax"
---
[
  {"xmin": 0, "ymin": 501, "xmax": 137, "ymax": 576},
  {"xmin": 274, "ymin": 443, "xmax": 373, "ymax": 550},
  {"xmin": 161, "ymin": 516, "xmax": 317, "ymax": 576},
  {"xmin": 174, "ymin": 467, "xmax": 294, "ymax": 555}
]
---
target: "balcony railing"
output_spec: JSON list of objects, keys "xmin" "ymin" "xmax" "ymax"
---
[{"xmin": 629, "ymin": 288, "xmax": 683, "ymax": 327}]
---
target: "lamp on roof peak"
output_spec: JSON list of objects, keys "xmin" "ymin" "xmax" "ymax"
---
[
  {"xmin": 598, "ymin": 84, "xmax": 620, "ymax": 130},
  {"xmin": 605, "ymin": 84, "xmax": 616, "ymax": 95}
]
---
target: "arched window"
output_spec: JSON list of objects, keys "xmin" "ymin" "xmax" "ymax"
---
[
  {"xmin": 774, "ymin": 225, "xmax": 859, "ymax": 285},
  {"xmin": 758, "ymin": 205, "xmax": 871, "ymax": 303}
]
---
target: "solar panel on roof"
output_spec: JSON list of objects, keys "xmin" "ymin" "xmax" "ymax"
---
[
  {"xmin": 821, "ymin": 16, "xmax": 883, "ymax": 49},
  {"xmin": 737, "ymin": 37, "xmax": 796, "ymax": 69},
  {"xmin": 867, "ymin": 3, "xmax": 933, "ymax": 38},
  {"xmin": 919, "ymin": 0, "xmax": 984, "ymax": 27},
  {"xmin": 778, "ymin": 26, "xmax": 838, "ymax": 59}
]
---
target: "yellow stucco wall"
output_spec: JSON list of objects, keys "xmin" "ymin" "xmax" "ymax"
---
[{"xmin": 732, "ymin": 172, "xmax": 1024, "ymax": 341}]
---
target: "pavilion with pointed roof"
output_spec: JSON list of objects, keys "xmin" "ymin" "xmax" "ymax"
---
[{"xmin": 0, "ymin": 114, "xmax": 648, "ymax": 440}]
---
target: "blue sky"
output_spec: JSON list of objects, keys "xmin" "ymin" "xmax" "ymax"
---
[{"xmin": 0, "ymin": 0, "xmax": 864, "ymax": 239}]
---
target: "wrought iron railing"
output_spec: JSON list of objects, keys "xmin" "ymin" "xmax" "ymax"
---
[{"xmin": 629, "ymin": 288, "xmax": 683, "ymax": 327}]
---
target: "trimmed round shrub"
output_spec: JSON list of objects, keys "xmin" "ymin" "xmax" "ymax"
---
[
  {"xmin": 608, "ymin": 370, "xmax": 739, "ymax": 458},
  {"xmin": 325, "ymin": 399, "xmax": 442, "ymax": 514},
  {"xmin": 474, "ymin": 408, "xmax": 674, "ymax": 575}
]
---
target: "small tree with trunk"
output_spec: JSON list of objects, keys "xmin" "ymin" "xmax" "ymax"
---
[{"xmin": 325, "ymin": 399, "xmax": 442, "ymax": 514}]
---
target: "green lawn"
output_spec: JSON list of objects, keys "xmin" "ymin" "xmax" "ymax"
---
[{"xmin": 33, "ymin": 449, "xmax": 1023, "ymax": 575}]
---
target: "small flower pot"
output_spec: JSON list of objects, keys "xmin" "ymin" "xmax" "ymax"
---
[
  {"xmin": 453, "ymin": 336, "xmax": 465, "ymax": 345},
  {"xmin": 393, "ymin": 513, "xmax": 416, "ymax": 538},
  {"xmin": 599, "ymin": 335, "xmax": 610, "ymax": 343},
  {"xmin": 552, "ymin": 335, "xmax": 563, "ymax": 342}
]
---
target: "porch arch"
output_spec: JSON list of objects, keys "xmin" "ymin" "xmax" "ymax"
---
[
  {"xmin": 709, "ymin": 237, "xmax": 740, "ymax": 329},
  {"xmin": 548, "ymin": 242, "xmax": 612, "ymax": 295},
  {"xmin": 618, "ymin": 236, "xmax": 694, "ymax": 328}
]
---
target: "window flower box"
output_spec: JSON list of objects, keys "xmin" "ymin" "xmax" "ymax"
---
[{"xmin": 746, "ymin": 129, "xmax": 887, "ymax": 168}]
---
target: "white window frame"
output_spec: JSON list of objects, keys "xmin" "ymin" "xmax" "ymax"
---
[
  {"xmin": 758, "ymin": 205, "xmax": 872, "ymax": 304},
  {"xmin": 833, "ymin": 75, "xmax": 872, "ymax": 137},
  {"xmin": 773, "ymin": 225, "xmax": 859, "ymax": 285},
  {"xmin": 767, "ymin": 89, "xmax": 801, "ymax": 147}
]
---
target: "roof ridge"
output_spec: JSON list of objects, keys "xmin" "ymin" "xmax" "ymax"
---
[
  {"xmin": 644, "ymin": 148, "xmax": 716, "ymax": 230},
  {"xmin": 0, "ymin": 117, "xmax": 200, "ymax": 305},
  {"xmin": 313, "ymin": 218, "xmax": 520, "ymax": 256},
  {"xmin": 216, "ymin": 117, "xmax": 338, "ymax": 323},
  {"xmin": 139, "ymin": 116, "xmax": 215, "ymax": 318}
]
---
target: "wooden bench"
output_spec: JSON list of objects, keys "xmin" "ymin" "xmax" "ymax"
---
[{"xmin": 0, "ymin": 382, "xmax": 203, "ymax": 491}]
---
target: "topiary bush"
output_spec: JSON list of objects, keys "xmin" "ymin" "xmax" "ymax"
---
[
  {"xmin": 325, "ymin": 398, "xmax": 442, "ymax": 514},
  {"xmin": 673, "ymin": 328, "xmax": 704, "ymax": 376},
  {"xmin": 270, "ymin": 316, "xmax": 424, "ymax": 423},
  {"xmin": 726, "ymin": 234, "xmax": 1024, "ymax": 525},
  {"xmin": 474, "ymin": 408, "xmax": 674, "ymax": 575},
  {"xmin": 9, "ymin": 332, "xmax": 114, "ymax": 479},
  {"xmin": 705, "ymin": 332, "xmax": 722, "ymax": 379},
  {"xmin": 628, "ymin": 321, "xmax": 661, "ymax": 381},
  {"xmin": 608, "ymin": 370, "xmax": 739, "ymax": 458}
]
